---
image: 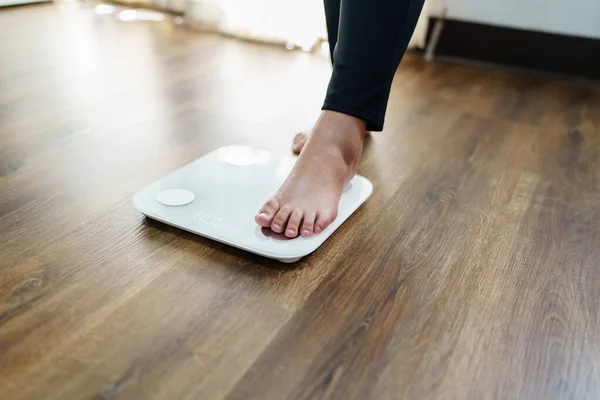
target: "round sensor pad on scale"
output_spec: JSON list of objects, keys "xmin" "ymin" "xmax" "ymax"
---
[{"xmin": 156, "ymin": 189, "xmax": 195, "ymax": 206}]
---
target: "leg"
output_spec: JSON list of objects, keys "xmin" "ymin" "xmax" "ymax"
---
[
  {"xmin": 292, "ymin": 0, "xmax": 341, "ymax": 155},
  {"xmin": 257, "ymin": 0, "xmax": 425, "ymax": 237},
  {"xmin": 322, "ymin": 0, "xmax": 425, "ymax": 132}
]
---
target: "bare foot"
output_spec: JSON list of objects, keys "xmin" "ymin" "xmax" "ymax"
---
[
  {"xmin": 293, "ymin": 130, "xmax": 371, "ymax": 155},
  {"xmin": 256, "ymin": 111, "xmax": 366, "ymax": 238}
]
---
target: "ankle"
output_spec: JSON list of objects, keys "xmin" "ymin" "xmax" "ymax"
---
[
  {"xmin": 316, "ymin": 111, "xmax": 365, "ymax": 162},
  {"xmin": 319, "ymin": 110, "xmax": 367, "ymax": 133}
]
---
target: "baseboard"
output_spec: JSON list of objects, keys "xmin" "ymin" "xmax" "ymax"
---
[{"xmin": 425, "ymin": 18, "xmax": 600, "ymax": 80}]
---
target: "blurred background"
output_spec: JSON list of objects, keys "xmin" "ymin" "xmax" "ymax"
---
[{"xmin": 3, "ymin": 0, "xmax": 597, "ymax": 78}]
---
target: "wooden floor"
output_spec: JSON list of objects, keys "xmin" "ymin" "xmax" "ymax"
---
[{"xmin": 1, "ymin": 3, "xmax": 600, "ymax": 400}]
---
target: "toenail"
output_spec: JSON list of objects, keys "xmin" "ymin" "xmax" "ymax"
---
[
  {"xmin": 302, "ymin": 230, "xmax": 310, "ymax": 236},
  {"xmin": 287, "ymin": 229, "xmax": 295, "ymax": 235},
  {"xmin": 272, "ymin": 224, "xmax": 280, "ymax": 230},
  {"xmin": 259, "ymin": 212, "xmax": 269, "ymax": 218}
]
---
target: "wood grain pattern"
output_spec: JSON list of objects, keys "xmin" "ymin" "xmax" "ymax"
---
[{"xmin": 1, "ymin": 3, "xmax": 600, "ymax": 400}]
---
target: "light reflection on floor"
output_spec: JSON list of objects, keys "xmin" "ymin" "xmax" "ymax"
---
[
  {"xmin": 94, "ymin": 3, "xmax": 115, "ymax": 14},
  {"xmin": 93, "ymin": 3, "xmax": 168, "ymax": 22},
  {"xmin": 117, "ymin": 9, "xmax": 166, "ymax": 22},
  {"xmin": 91, "ymin": 2, "xmax": 327, "ymax": 54}
]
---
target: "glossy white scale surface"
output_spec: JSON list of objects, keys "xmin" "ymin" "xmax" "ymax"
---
[{"xmin": 133, "ymin": 146, "xmax": 373, "ymax": 263}]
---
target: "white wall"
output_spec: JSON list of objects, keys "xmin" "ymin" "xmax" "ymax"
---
[{"xmin": 428, "ymin": 0, "xmax": 600, "ymax": 40}]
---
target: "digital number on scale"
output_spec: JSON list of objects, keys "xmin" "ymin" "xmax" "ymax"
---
[{"xmin": 192, "ymin": 212, "xmax": 223, "ymax": 228}]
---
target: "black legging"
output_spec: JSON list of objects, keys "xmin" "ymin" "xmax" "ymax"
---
[{"xmin": 321, "ymin": 0, "xmax": 425, "ymax": 131}]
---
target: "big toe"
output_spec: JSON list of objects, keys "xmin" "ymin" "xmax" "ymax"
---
[
  {"xmin": 293, "ymin": 132, "xmax": 305, "ymax": 144},
  {"xmin": 255, "ymin": 197, "xmax": 280, "ymax": 227},
  {"xmin": 292, "ymin": 133, "xmax": 308, "ymax": 154}
]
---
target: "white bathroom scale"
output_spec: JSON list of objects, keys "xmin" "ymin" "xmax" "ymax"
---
[{"xmin": 133, "ymin": 145, "xmax": 373, "ymax": 263}]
